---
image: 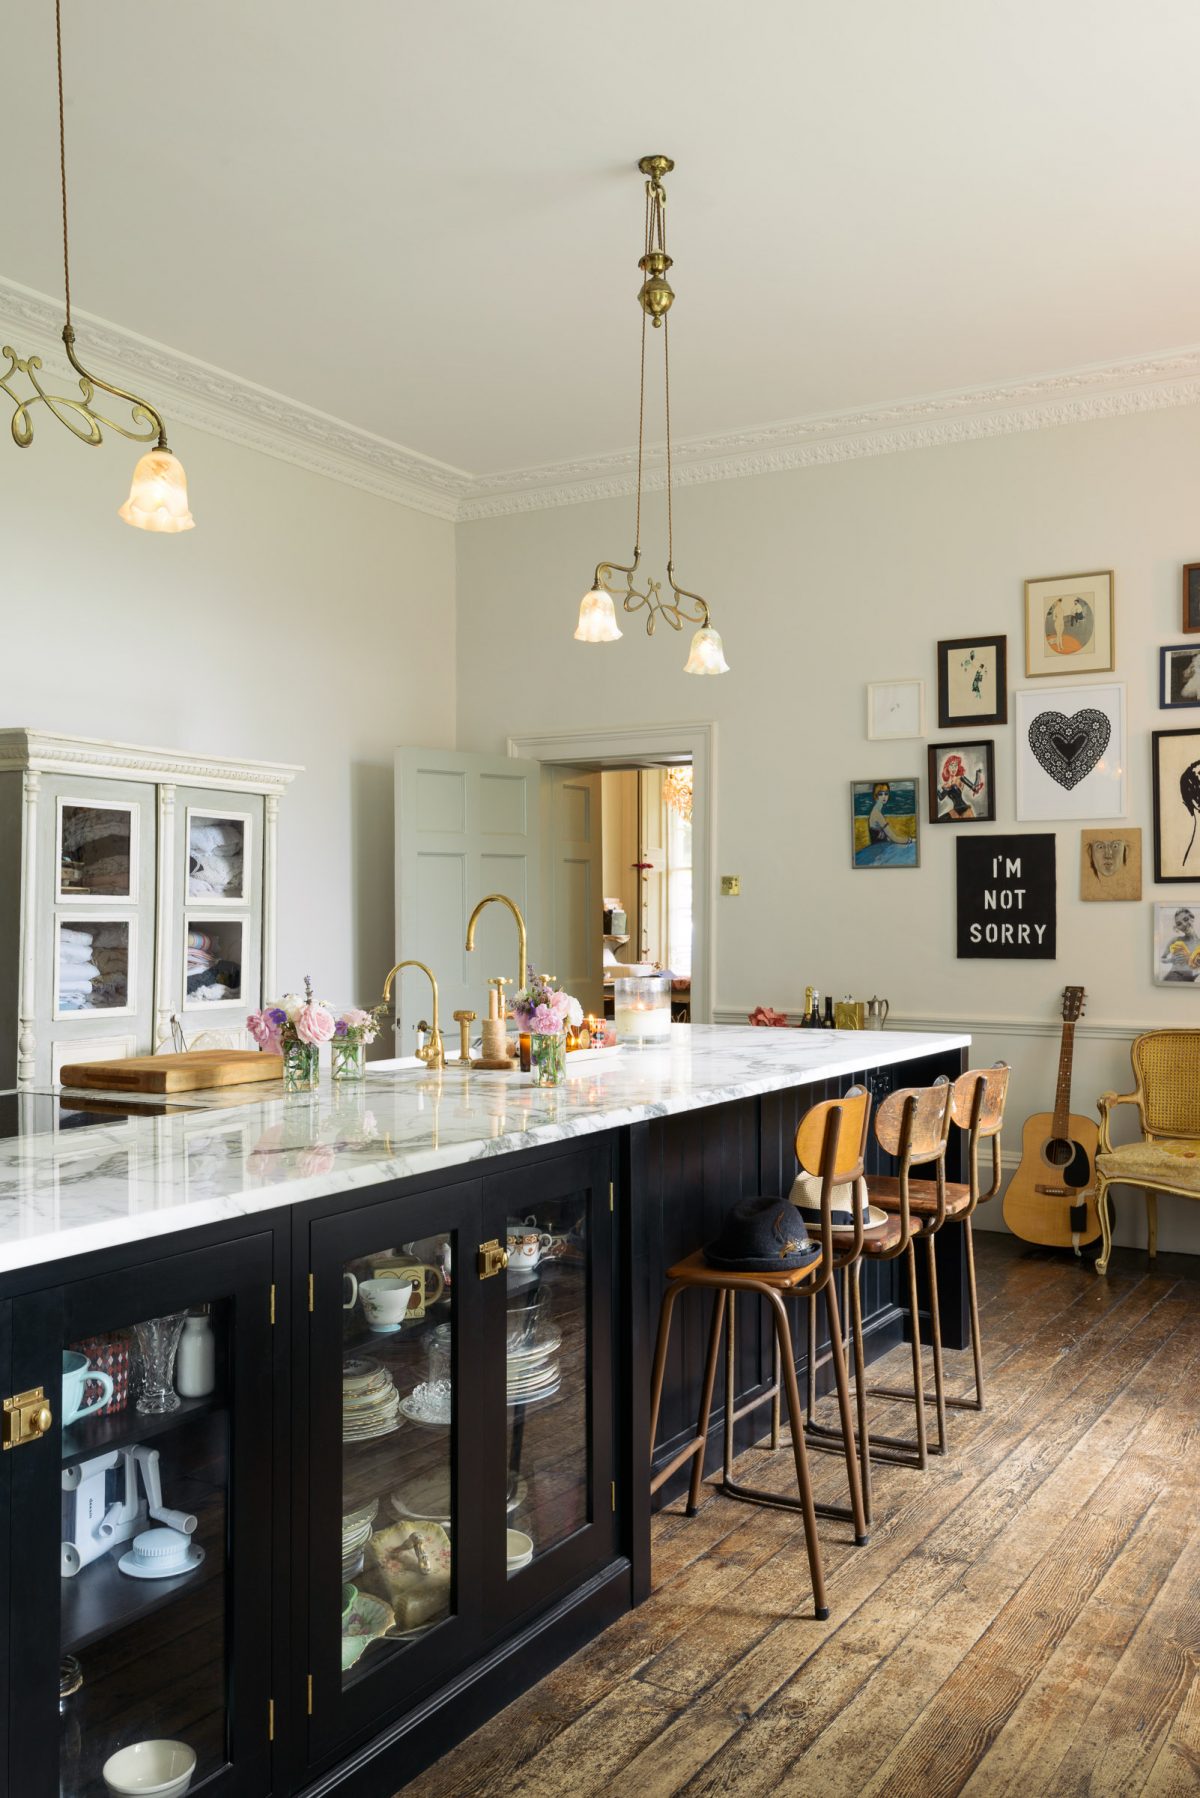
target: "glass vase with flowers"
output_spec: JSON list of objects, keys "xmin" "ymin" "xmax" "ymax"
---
[
  {"xmin": 247, "ymin": 976, "xmax": 337, "ymax": 1090},
  {"xmin": 330, "ymin": 1004, "xmax": 385, "ymax": 1082},
  {"xmin": 510, "ymin": 972, "xmax": 583, "ymax": 1087}
]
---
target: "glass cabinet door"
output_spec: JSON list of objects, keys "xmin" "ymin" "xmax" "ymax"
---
[
  {"xmin": 307, "ymin": 1183, "xmax": 486, "ymax": 1761},
  {"xmin": 9, "ymin": 1236, "xmax": 274, "ymax": 1798}
]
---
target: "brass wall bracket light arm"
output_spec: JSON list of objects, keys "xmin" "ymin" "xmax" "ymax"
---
[{"xmin": 1, "ymin": 326, "xmax": 167, "ymax": 451}]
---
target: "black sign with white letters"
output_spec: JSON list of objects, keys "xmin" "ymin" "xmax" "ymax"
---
[{"xmin": 956, "ymin": 834, "xmax": 1056, "ymax": 959}]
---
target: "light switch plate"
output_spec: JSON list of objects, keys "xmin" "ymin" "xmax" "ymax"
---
[{"xmin": 720, "ymin": 875, "xmax": 741, "ymax": 896}]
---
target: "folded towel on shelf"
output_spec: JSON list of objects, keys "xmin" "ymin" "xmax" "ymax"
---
[
  {"xmin": 187, "ymin": 930, "xmax": 216, "ymax": 952},
  {"xmin": 196, "ymin": 984, "xmax": 231, "ymax": 1001},
  {"xmin": 187, "ymin": 959, "xmax": 240, "ymax": 996},
  {"xmin": 59, "ymin": 963, "xmax": 100, "ymax": 990},
  {"xmin": 190, "ymin": 823, "xmax": 242, "ymax": 854},
  {"xmin": 59, "ymin": 927, "xmax": 94, "ymax": 950}
]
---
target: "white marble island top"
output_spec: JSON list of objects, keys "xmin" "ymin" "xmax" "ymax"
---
[{"xmin": 0, "ymin": 1025, "xmax": 969, "ymax": 1276}]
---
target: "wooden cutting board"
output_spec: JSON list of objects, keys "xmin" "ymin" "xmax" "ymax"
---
[{"xmin": 59, "ymin": 1050, "xmax": 284, "ymax": 1093}]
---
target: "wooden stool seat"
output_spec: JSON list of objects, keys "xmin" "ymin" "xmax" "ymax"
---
[
  {"xmin": 868, "ymin": 1175, "xmax": 973, "ymax": 1219},
  {"xmin": 666, "ymin": 1245, "xmax": 824, "ymax": 1288},
  {"xmin": 847, "ymin": 1213, "xmax": 905, "ymax": 1254}
]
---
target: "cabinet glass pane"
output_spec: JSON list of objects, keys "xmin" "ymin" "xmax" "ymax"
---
[
  {"xmin": 57, "ymin": 920, "xmax": 132, "ymax": 1015},
  {"xmin": 184, "ymin": 919, "xmax": 243, "ymax": 1008},
  {"xmin": 187, "ymin": 813, "xmax": 247, "ymax": 902},
  {"xmin": 58, "ymin": 1305, "xmax": 228, "ymax": 1796},
  {"xmin": 59, "ymin": 803, "xmax": 135, "ymax": 901},
  {"xmin": 505, "ymin": 1194, "xmax": 590, "ymax": 1575},
  {"xmin": 341, "ymin": 1235, "xmax": 455, "ymax": 1685}
]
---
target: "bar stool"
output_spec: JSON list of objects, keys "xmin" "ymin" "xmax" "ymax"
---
[
  {"xmin": 869, "ymin": 1063, "xmax": 1009, "ymax": 1414},
  {"xmin": 803, "ymin": 1080, "xmax": 951, "ymax": 1514},
  {"xmin": 647, "ymin": 1087, "xmax": 872, "ymax": 1621}
]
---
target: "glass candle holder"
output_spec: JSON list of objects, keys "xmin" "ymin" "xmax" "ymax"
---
[
  {"xmin": 134, "ymin": 1313, "xmax": 187, "ymax": 1414},
  {"xmin": 613, "ymin": 973, "xmax": 672, "ymax": 1046}
]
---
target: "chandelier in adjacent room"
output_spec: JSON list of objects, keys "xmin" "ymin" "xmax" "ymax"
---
[
  {"xmin": 662, "ymin": 765, "xmax": 694, "ymax": 822},
  {"xmin": 573, "ymin": 156, "xmax": 728, "ymax": 675},
  {"xmin": 0, "ymin": 0, "xmax": 194, "ymax": 531}
]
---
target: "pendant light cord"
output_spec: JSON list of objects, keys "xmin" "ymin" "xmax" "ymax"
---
[{"xmin": 55, "ymin": 0, "xmax": 72, "ymax": 329}]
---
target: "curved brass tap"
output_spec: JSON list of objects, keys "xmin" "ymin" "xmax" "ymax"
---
[
  {"xmin": 465, "ymin": 894, "xmax": 528, "ymax": 995},
  {"xmin": 380, "ymin": 959, "xmax": 444, "ymax": 1069}
]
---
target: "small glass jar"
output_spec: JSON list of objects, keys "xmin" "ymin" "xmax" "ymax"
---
[
  {"xmin": 613, "ymin": 972, "xmax": 672, "ymax": 1046},
  {"xmin": 530, "ymin": 1031, "xmax": 566, "ymax": 1086},
  {"xmin": 283, "ymin": 1039, "xmax": 320, "ymax": 1091},
  {"xmin": 331, "ymin": 1037, "xmax": 365, "ymax": 1083}
]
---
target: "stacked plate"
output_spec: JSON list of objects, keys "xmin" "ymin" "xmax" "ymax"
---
[
  {"xmin": 506, "ymin": 1322, "xmax": 561, "ymax": 1406},
  {"xmin": 342, "ymin": 1356, "xmax": 401, "ymax": 1442},
  {"xmin": 341, "ymin": 1499, "xmax": 378, "ymax": 1579}
]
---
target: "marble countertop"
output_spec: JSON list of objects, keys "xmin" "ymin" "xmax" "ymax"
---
[{"xmin": 0, "ymin": 1025, "xmax": 970, "ymax": 1275}]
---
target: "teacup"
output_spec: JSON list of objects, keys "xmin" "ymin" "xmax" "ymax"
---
[
  {"xmin": 369, "ymin": 1260, "xmax": 445, "ymax": 1321},
  {"xmin": 62, "ymin": 1349, "xmax": 114, "ymax": 1427},
  {"xmin": 506, "ymin": 1229, "xmax": 553, "ymax": 1273},
  {"xmin": 353, "ymin": 1276, "xmax": 419, "ymax": 1334}
]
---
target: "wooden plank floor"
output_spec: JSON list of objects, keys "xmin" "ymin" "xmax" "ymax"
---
[{"xmin": 406, "ymin": 1235, "xmax": 1200, "ymax": 1798}]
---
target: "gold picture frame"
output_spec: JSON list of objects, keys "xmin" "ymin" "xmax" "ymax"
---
[{"xmin": 1024, "ymin": 571, "xmax": 1115, "ymax": 678}]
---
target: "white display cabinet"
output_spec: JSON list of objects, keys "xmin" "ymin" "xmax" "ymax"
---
[{"xmin": 0, "ymin": 730, "xmax": 300, "ymax": 1088}]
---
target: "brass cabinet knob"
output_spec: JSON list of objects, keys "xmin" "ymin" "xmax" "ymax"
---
[{"xmin": 33, "ymin": 1404, "xmax": 52, "ymax": 1436}]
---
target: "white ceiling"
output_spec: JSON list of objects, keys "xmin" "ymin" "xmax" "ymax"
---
[{"xmin": 6, "ymin": 0, "xmax": 1200, "ymax": 485}]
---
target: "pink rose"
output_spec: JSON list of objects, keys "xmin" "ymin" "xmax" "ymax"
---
[
  {"xmin": 530, "ymin": 1003, "xmax": 563, "ymax": 1035},
  {"xmin": 295, "ymin": 1003, "xmax": 336, "ymax": 1046},
  {"xmin": 246, "ymin": 1010, "xmax": 281, "ymax": 1051}
]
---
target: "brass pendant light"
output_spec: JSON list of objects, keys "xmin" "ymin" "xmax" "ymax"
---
[
  {"xmin": 1, "ymin": 0, "xmax": 194, "ymax": 531},
  {"xmin": 574, "ymin": 155, "xmax": 728, "ymax": 675}
]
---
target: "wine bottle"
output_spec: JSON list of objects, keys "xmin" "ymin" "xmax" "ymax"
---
[
  {"xmin": 808, "ymin": 989, "xmax": 821, "ymax": 1028},
  {"xmin": 821, "ymin": 996, "xmax": 836, "ymax": 1029},
  {"xmin": 800, "ymin": 985, "xmax": 815, "ymax": 1027}
]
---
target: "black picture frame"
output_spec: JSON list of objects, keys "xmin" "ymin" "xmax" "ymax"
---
[
  {"xmin": 956, "ymin": 833, "xmax": 1057, "ymax": 959},
  {"xmin": 928, "ymin": 740, "xmax": 997, "ymax": 823},
  {"xmin": 936, "ymin": 635, "xmax": 1008, "ymax": 728},
  {"xmin": 1159, "ymin": 644, "xmax": 1200, "ymax": 710},
  {"xmin": 1152, "ymin": 726, "xmax": 1200, "ymax": 882},
  {"xmin": 1182, "ymin": 563, "xmax": 1200, "ymax": 635}
]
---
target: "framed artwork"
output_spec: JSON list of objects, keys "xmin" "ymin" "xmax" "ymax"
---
[
  {"xmin": 927, "ymin": 740, "xmax": 996, "ymax": 823},
  {"xmin": 1153, "ymin": 902, "xmax": 1200, "ymax": 985},
  {"xmin": 866, "ymin": 681, "xmax": 925, "ymax": 740},
  {"xmin": 1015, "ymin": 684, "xmax": 1126, "ymax": 821},
  {"xmin": 1159, "ymin": 645, "xmax": 1200, "ymax": 710},
  {"xmin": 1152, "ymin": 727, "xmax": 1200, "ymax": 881},
  {"xmin": 851, "ymin": 779, "xmax": 920, "ymax": 868},
  {"xmin": 1024, "ymin": 571, "xmax": 1114, "ymax": 677},
  {"xmin": 936, "ymin": 635, "xmax": 1007, "ymax": 728},
  {"xmin": 1080, "ymin": 828, "xmax": 1141, "ymax": 902},
  {"xmin": 1183, "ymin": 564, "xmax": 1200, "ymax": 635},
  {"xmin": 956, "ymin": 834, "xmax": 1056, "ymax": 959}
]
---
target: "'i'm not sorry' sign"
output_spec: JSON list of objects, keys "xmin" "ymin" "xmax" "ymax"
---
[{"xmin": 956, "ymin": 834, "xmax": 1056, "ymax": 959}]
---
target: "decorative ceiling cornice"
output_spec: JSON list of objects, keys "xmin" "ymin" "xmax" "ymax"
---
[
  {"xmin": 5, "ymin": 275, "xmax": 1200, "ymax": 524},
  {"xmin": 0, "ymin": 277, "xmax": 474, "ymax": 522},
  {"xmin": 457, "ymin": 349, "xmax": 1200, "ymax": 519}
]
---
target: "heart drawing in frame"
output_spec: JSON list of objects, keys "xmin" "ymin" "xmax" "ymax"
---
[{"xmin": 1027, "ymin": 709, "xmax": 1111, "ymax": 790}]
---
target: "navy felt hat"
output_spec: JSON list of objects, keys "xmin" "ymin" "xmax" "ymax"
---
[{"xmin": 705, "ymin": 1195, "xmax": 821, "ymax": 1273}]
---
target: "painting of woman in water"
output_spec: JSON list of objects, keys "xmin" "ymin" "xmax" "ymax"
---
[{"xmin": 852, "ymin": 779, "xmax": 920, "ymax": 868}]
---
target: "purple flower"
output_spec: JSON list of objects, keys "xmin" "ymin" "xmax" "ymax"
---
[
  {"xmin": 268, "ymin": 1007, "xmax": 288, "ymax": 1027},
  {"xmin": 335, "ymin": 1018, "xmax": 348, "ymax": 1037}
]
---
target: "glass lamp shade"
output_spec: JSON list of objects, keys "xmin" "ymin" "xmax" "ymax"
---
[
  {"xmin": 118, "ymin": 449, "xmax": 195, "ymax": 533},
  {"xmin": 574, "ymin": 584, "xmax": 622, "ymax": 643},
  {"xmin": 683, "ymin": 624, "xmax": 730, "ymax": 675}
]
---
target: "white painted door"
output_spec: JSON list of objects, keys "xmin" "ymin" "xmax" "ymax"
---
[
  {"xmin": 542, "ymin": 766, "xmax": 605, "ymax": 1018},
  {"xmin": 394, "ymin": 749, "xmax": 541, "ymax": 1050}
]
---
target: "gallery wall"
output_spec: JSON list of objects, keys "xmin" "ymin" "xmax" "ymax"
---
[
  {"xmin": 457, "ymin": 401, "xmax": 1200, "ymax": 1252},
  {"xmin": 1, "ymin": 416, "xmax": 457, "ymax": 1008}
]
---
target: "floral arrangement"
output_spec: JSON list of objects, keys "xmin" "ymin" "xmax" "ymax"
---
[
  {"xmin": 510, "ymin": 972, "xmax": 583, "ymax": 1038},
  {"xmin": 247, "ymin": 977, "xmax": 384, "ymax": 1054}
]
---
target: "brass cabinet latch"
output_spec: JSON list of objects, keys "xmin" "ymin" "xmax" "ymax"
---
[
  {"xmin": 3, "ymin": 1386, "xmax": 53, "ymax": 1450},
  {"xmin": 477, "ymin": 1239, "xmax": 509, "ymax": 1280}
]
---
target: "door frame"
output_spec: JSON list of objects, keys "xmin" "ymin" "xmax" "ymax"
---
[{"xmin": 505, "ymin": 722, "xmax": 716, "ymax": 1024}]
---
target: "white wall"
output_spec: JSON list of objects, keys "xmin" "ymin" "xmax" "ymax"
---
[
  {"xmin": 457, "ymin": 402, "xmax": 1200, "ymax": 1254},
  {"xmin": 1, "ymin": 419, "xmax": 456, "ymax": 1009}
]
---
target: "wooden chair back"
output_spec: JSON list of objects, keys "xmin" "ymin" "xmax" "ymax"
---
[
  {"xmin": 873, "ymin": 1079, "xmax": 954, "ymax": 1241},
  {"xmin": 793, "ymin": 1087, "xmax": 872, "ymax": 1271},
  {"xmin": 1131, "ymin": 1031, "xmax": 1200, "ymax": 1140},
  {"xmin": 951, "ymin": 1062, "xmax": 1010, "ymax": 1212}
]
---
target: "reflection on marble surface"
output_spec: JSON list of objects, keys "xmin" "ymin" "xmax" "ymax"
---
[{"xmin": 0, "ymin": 1026, "xmax": 969, "ymax": 1274}]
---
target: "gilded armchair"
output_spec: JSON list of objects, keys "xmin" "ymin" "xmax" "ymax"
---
[{"xmin": 1094, "ymin": 1030, "xmax": 1200, "ymax": 1275}]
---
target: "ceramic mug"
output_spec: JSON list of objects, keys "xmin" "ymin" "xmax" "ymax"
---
[
  {"xmin": 370, "ymin": 1261, "xmax": 445, "ymax": 1321},
  {"xmin": 357, "ymin": 1277, "xmax": 419, "ymax": 1334},
  {"xmin": 62, "ymin": 1350, "xmax": 114, "ymax": 1427},
  {"xmin": 505, "ymin": 1229, "xmax": 554, "ymax": 1273}
]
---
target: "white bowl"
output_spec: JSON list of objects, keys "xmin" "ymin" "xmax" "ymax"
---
[{"xmin": 102, "ymin": 1738, "xmax": 196, "ymax": 1796}]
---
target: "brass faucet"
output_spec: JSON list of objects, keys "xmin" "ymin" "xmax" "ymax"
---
[
  {"xmin": 380, "ymin": 959, "xmax": 444, "ymax": 1069},
  {"xmin": 465, "ymin": 894, "xmax": 528, "ymax": 995}
]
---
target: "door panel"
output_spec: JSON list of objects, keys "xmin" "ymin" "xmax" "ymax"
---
[
  {"xmin": 394, "ymin": 750, "xmax": 541, "ymax": 1043},
  {"xmin": 543, "ymin": 766, "xmax": 604, "ymax": 1017}
]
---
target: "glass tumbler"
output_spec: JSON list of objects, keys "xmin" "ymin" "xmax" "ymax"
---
[{"xmin": 134, "ymin": 1313, "xmax": 187, "ymax": 1414}]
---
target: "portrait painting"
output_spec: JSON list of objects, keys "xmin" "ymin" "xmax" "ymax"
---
[
  {"xmin": 1153, "ymin": 902, "xmax": 1200, "ymax": 985},
  {"xmin": 1024, "ymin": 572, "xmax": 1114, "ymax": 678},
  {"xmin": 937, "ymin": 635, "xmax": 1007, "ymax": 728},
  {"xmin": 1152, "ymin": 727, "xmax": 1200, "ymax": 882},
  {"xmin": 1160, "ymin": 644, "xmax": 1200, "ymax": 709},
  {"xmin": 1080, "ymin": 828, "xmax": 1141, "ymax": 902},
  {"xmin": 851, "ymin": 779, "xmax": 920, "ymax": 868},
  {"xmin": 927, "ymin": 741, "xmax": 996, "ymax": 823}
]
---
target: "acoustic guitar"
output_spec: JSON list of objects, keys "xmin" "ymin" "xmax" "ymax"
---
[{"xmin": 1003, "ymin": 986, "xmax": 1101, "ymax": 1252}]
